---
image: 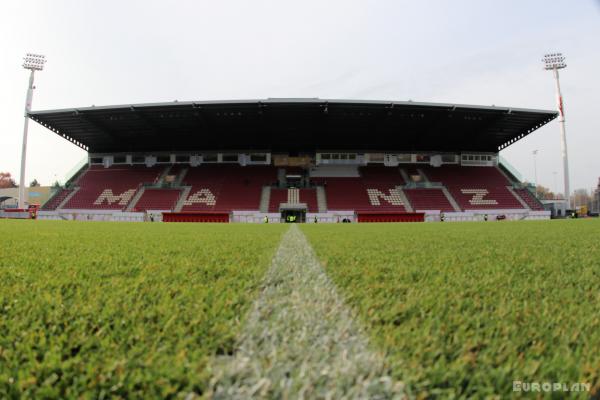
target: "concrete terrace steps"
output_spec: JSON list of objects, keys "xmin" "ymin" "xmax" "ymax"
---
[
  {"xmin": 56, "ymin": 187, "xmax": 80, "ymax": 210},
  {"xmin": 417, "ymin": 168, "xmax": 430, "ymax": 183},
  {"xmin": 441, "ymin": 186, "xmax": 462, "ymax": 212},
  {"xmin": 260, "ymin": 186, "xmax": 271, "ymax": 213},
  {"xmin": 174, "ymin": 167, "xmax": 188, "ymax": 186},
  {"xmin": 399, "ymin": 168, "xmax": 411, "ymax": 183},
  {"xmin": 288, "ymin": 188, "xmax": 300, "ymax": 204},
  {"xmin": 507, "ymin": 186, "xmax": 531, "ymax": 210},
  {"xmin": 173, "ymin": 186, "xmax": 192, "ymax": 212},
  {"xmin": 395, "ymin": 187, "xmax": 413, "ymax": 212},
  {"xmin": 316, "ymin": 186, "xmax": 328, "ymax": 213},
  {"xmin": 124, "ymin": 186, "xmax": 146, "ymax": 212},
  {"xmin": 156, "ymin": 166, "xmax": 172, "ymax": 185}
]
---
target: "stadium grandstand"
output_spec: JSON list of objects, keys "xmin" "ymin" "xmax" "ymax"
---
[{"xmin": 27, "ymin": 98, "xmax": 556, "ymax": 223}]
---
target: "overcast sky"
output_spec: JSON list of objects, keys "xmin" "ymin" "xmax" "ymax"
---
[{"xmin": 1, "ymin": 0, "xmax": 599, "ymax": 193}]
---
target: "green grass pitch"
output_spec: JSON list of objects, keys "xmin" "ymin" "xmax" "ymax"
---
[
  {"xmin": 1, "ymin": 219, "xmax": 599, "ymax": 398},
  {"xmin": 302, "ymin": 220, "xmax": 600, "ymax": 398},
  {"xmin": 0, "ymin": 220, "xmax": 286, "ymax": 398}
]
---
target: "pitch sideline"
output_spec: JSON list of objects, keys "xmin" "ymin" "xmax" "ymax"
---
[{"xmin": 206, "ymin": 225, "xmax": 405, "ymax": 399}]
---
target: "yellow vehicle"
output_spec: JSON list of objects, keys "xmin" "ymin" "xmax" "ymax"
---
[{"xmin": 576, "ymin": 205, "xmax": 587, "ymax": 217}]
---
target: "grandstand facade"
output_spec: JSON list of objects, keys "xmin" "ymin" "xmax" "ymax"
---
[{"xmin": 30, "ymin": 99, "xmax": 556, "ymax": 222}]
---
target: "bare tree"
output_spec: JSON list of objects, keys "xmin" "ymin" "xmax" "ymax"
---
[
  {"xmin": 0, "ymin": 172, "xmax": 17, "ymax": 188},
  {"xmin": 570, "ymin": 188, "xmax": 592, "ymax": 209}
]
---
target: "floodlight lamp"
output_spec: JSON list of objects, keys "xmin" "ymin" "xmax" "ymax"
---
[
  {"xmin": 23, "ymin": 53, "xmax": 46, "ymax": 71},
  {"xmin": 543, "ymin": 53, "xmax": 566, "ymax": 70}
]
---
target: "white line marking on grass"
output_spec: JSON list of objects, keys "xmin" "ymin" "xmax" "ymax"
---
[{"xmin": 206, "ymin": 225, "xmax": 405, "ymax": 399}]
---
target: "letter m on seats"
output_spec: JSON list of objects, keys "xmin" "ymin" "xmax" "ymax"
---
[
  {"xmin": 367, "ymin": 188, "xmax": 404, "ymax": 206},
  {"xmin": 94, "ymin": 189, "xmax": 136, "ymax": 206}
]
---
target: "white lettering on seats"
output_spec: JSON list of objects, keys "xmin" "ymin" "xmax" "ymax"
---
[
  {"xmin": 461, "ymin": 189, "xmax": 498, "ymax": 205},
  {"xmin": 367, "ymin": 188, "xmax": 405, "ymax": 206},
  {"xmin": 184, "ymin": 189, "xmax": 217, "ymax": 206},
  {"xmin": 94, "ymin": 189, "xmax": 136, "ymax": 206}
]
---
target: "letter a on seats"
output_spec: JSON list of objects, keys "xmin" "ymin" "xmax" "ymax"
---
[{"xmin": 184, "ymin": 189, "xmax": 217, "ymax": 206}]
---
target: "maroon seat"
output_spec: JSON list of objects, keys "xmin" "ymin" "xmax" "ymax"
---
[
  {"xmin": 133, "ymin": 189, "xmax": 181, "ymax": 212},
  {"xmin": 63, "ymin": 165, "xmax": 163, "ymax": 210},
  {"xmin": 299, "ymin": 189, "xmax": 318, "ymax": 212},
  {"xmin": 41, "ymin": 188, "xmax": 72, "ymax": 210},
  {"xmin": 513, "ymin": 188, "xmax": 545, "ymax": 211},
  {"xmin": 315, "ymin": 166, "xmax": 406, "ymax": 211},
  {"xmin": 423, "ymin": 165, "xmax": 524, "ymax": 210},
  {"xmin": 181, "ymin": 165, "xmax": 277, "ymax": 212},
  {"xmin": 404, "ymin": 188, "xmax": 455, "ymax": 212},
  {"xmin": 268, "ymin": 189, "xmax": 288, "ymax": 212}
]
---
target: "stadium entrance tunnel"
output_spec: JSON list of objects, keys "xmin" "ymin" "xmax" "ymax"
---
[{"xmin": 282, "ymin": 209, "xmax": 305, "ymax": 223}]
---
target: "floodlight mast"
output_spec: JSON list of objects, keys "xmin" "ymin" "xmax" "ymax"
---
[
  {"xmin": 19, "ymin": 53, "xmax": 45, "ymax": 209},
  {"xmin": 543, "ymin": 53, "xmax": 570, "ymax": 208}
]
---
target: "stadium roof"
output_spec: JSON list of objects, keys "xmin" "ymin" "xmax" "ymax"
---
[{"xmin": 29, "ymin": 98, "xmax": 557, "ymax": 154}]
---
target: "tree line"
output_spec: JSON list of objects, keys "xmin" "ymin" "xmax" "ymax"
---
[{"xmin": 0, "ymin": 172, "xmax": 41, "ymax": 189}]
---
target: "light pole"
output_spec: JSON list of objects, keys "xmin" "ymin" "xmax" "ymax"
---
[
  {"xmin": 543, "ymin": 53, "xmax": 570, "ymax": 208},
  {"xmin": 532, "ymin": 149, "xmax": 538, "ymax": 197},
  {"xmin": 19, "ymin": 53, "xmax": 46, "ymax": 209}
]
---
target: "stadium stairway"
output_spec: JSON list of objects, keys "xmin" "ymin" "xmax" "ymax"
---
[
  {"xmin": 156, "ymin": 166, "xmax": 172, "ymax": 185},
  {"xmin": 42, "ymin": 161, "xmax": 90, "ymax": 210},
  {"xmin": 395, "ymin": 187, "xmax": 413, "ymax": 212},
  {"xmin": 417, "ymin": 168, "xmax": 430, "ymax": 183},
  {"xmin": 125, "ymin": 186, "xmax": 146, "ymax": 212},
  {"xmin": 260, "ymin": 186, "xmax": 271, "ymax": 213},
  {"xmin": 496, "ymin": 165, "xmax": 517, "ymax": 184},
  {"xmin": 56, "ymin": 187, "xmax": 80, "ymax": 210},
  {"xmin": 399, "ymin": 168, "xmax": 411, "ymax": 184},
  {"xmin": 316, "ymin": 186, "xmax": 327, "ymax": 212},
  {"xmin": 173, "ymin": 186, "xmax": 192, "ymax": 212},
  {"xmin": 174, "ymin": 167, "xmax": 188, "ymax": 186},
  {"xmin": 441, "ymin": 187, "xmax": 462, "ymax": 211},
  {"xmin": 267, "ymin": 188, "xmax": 318, "ymax": 212},
  {"xmin": 41, "ymin": 188, "xmax": 72, "ymax": 211},
  {"xmin": 513, "ymin": 188, "xmax": 545, "ymax": 211},
  {"xmin": 506, "ymin": 186, "xmax": 531, "ymax": 210}
]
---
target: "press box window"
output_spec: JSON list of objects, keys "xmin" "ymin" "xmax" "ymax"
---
[
  {"xmin": 204, "ymin": 154, "xmax": 218, "ymax": 163},
  {"xmin": 250, "ymin": 154, "xmax": 267, "ymax": 162},
  {"xmin": 222, "ymin": 154, "xmax": 238, "ymax": 162}
]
